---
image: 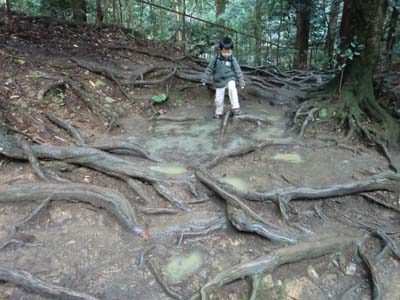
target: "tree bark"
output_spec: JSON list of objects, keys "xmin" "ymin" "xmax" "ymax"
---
[
  {"xmin": 96, "ymin": 0, "xmax": 104, "ymax": 24},
  {"xmin": 337, "ymin": 0, "xmax": 352, "ymax": 65},
  {"xmin": 386, "ymin": 2, "xmax": 399, "ymax": 64},
  {"xmin": 72, "ymin": 0, "xmax": 87, "ymax": 23},
  {"xmin": 337, "ymin": 0, "xmax": 400, "ymax": 146},
  {"xmin": 325, "ymin": 0, "xmax": 340, "ymax": 68},
  {"xmin": 293, "ymin": 0, "xmax": 312, "ymax": 69},
  {"xmin": 254, "ymin": 0, "xmax": 263, "ymax": 65}
]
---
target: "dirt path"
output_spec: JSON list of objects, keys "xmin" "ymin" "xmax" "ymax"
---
[{"xmin": 0, "ymin": 13, "xmax": 399, "ymax": 300}]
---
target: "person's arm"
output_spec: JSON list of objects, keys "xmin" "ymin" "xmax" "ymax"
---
[
  {"xmin": 201, "ymin": 56, "xmax": 216, "ymax": 84},
  {"xmin": 233, "ymin": 58, "xmax": 245, "ymax": 88}
]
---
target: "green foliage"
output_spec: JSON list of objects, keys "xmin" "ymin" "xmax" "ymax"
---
[
  {"xmin": 152, "ymin": 93, "xmax": 168, "ymax": 103},
  {"xmin": 333, "ymin": 38, "xmax": 365, "ymax": 70}
]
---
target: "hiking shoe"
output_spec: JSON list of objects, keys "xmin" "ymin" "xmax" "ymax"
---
[
  {"xmin": 233, "ymin": 108, "xmax": 241, "ymax": 115},
  {"xmin": 213, "ymin": 114, "xmax": 223, "ymax": 119}
]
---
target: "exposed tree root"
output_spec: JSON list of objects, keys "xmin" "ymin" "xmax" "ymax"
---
[
  {"xmin": 199, "ymin": 232, "xmax": 359, "ymax": 300},
  {"xmin": 39, "ymin": 74, "xmax": 117, "ymax": 126},
  {"xmin": 130, "ymin": 68, "xmax": 177, "ymax": 86},
  {"xmin": 16, "ymin": 136, "xmax": 49, "ymax": 182},
  {"xmin": 153, "ymin": 182, "xmax": 190, "ymax": 211},
  {"xmin": 91, "ymin": 140, "xmax": 158, "ymax": 162},
  {"xmin": 0, "ymin": 136, "xmax": 163, "ymax": 183},
  {"xmin": 145, "ymin": 258, "xmax": 185, "ymax": 300},
  {"xmin": 220, "ymin": 111, "xmax": 231, "ymax": 140},
  {"xmin": 360, "ymin": 193, "xmax": 400, "ymax": 213},
  {"xmin": 233, "ymin": 114, "xmax": 273, "ymax": 127},
  {"xmin": 196, "ymin": 169, "xmax": 297, "ymax": 244},
  {"xmin": 0, "ymin": 232, "xmax": 37, "ymax": 251},
  {"xmin": 138, "ymin": 207, "xmax": 180, "ymax": 215},
  {"xmin": 223, "ymin": 172, "xmax": 400, "ymax": 219},
  {"xmin": 204, "ymin": 140, "xmax": 299, "ymax": 169},
  {"xmin": 71, "ymin": 58, "xmax": 130, "ymax": 99},
  {"xmin": 0, "ymin": 183, "xmax": 142, "ymax": 234},
  {"xmin": 44, "ymin": 112, "xmax": 86, "ymax": 146},
  {"xmin": 176, "ymin": 217, "xmax": 228, "ymax": 246},
  {"xmin": 150, "ymin": 115, "xmax": 202, "ymax": 122},
  {"xmin": 14, "ymin": 195, "xmax": 53, "ymax": 231},
  {"xmin": 0, "ymin": 268, "xmax": 99, "ymax": 300},
  {"xmin": 358, "ymin": 246, "xmax": 382, "ymax": 300}
]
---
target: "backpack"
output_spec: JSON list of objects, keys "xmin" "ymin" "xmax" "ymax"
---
[{"xmin": 213, "ymin": 54, "xmax": 236, "ymax": 74}]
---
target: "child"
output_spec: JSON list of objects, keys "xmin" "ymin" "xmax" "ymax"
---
[{"xmin": 201, "ymin": 37, "xmax": 245, "ymax": 118}]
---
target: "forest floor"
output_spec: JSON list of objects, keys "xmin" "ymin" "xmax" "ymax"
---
[{"xmin": 0, "ymin": 12, "xmax": 399, "ymax": 300}]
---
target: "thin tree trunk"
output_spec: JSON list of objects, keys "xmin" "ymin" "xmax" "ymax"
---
[
  {"xmin": 325, "ymin": 0, "xmax": 340, "ymax": 68},
  {"xmin": 254, "ymin": 0, "xmax": 262, "ymax": 66},
  {"xmin": 72, "ymin": 0, "xmax": 87, "ymax": 23},
  {"xmin": 337, "ymin": 0, "xmax": 352, "ymax": 65},
  {"xmin": 386, "ymin": 1, "xmax": 399, "ymax": 64},
  {"xmin": 182, "ymin": 0, "xmax": 187, "ymax": 54},
  {"xmin": 5, "ymin": 0, "xmax": 11, "ymax": 13},
  {"xmin": 96, "ymin": 0, "xmax": 104, "ymax": 24},
  {"xmin": 276, "ymin": 0, "xmax": 284, "ymax": 66},
  {"xmin": 293, "ymin": 0, "xmax": 312, "ymax": 69}
]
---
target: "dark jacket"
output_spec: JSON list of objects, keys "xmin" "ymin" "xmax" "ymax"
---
[{"xmin": 201, "ymin": 54, "xmax": 245, "ymax": 88}]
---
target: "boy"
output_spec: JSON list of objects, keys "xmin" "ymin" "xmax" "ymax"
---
[{"xmin": 201, "ymin": 37, "xmax": 245, "ymax": 118}]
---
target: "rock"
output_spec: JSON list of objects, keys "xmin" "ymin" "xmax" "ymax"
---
[
  {"xmin": 345, "ymin": 263, "xmax": 357, "ymax": 276},
  {"xmin": 261, "ymin": 274, "xmax": 274, "ymax": 290},
  {"xmin": 105, "ymin": 96, "xmax": 116, "ymax": 103},
  {"xmin": 307, "ymin": 265, "xmax": 319, "ymax": 281}
]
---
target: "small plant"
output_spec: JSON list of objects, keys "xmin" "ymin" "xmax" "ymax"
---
[
  {"xmin": 151, "ymin": 93, "xmax": 168, "ymax": 103},
  {"xmin": 332, "ymin": 38, "xmax": 365, "ymax": 95}
]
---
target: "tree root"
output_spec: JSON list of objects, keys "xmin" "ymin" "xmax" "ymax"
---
[
  {"xmin": 145, "ymin": 258, "xmax": 185, "ymax": 300},
  {"xmin": 71, "ymin": 58, "xmax": 130, "ymax": 99},
  {"xmin": 360, "ymin": 193, "xmax": 400, "ymax": 213},
  {"xmin": 0, "ymin": 183, "xmax": 142, "ymax": 235},
  {"xmin": 220, "ymin": 111, "xmax": 231, "ymax": 140},
  {"xmin": 91, "ymin": 140, "xmax": 159, "ymax": 162},
  {"xmin": 0, "ymin": 268, "xmax": 99, "ymax": 300},
  {"xmin": 176, "ymin": 217, "xmax": 228, "ymax": 246},
  {"xmin": 138, "ymin": 207, "xmax": 180, "ymax": 215},
  {"xmin": 233, "ymin": 114, "xmax": 273, "ymax": 127},
  {"xmin": 150, "ymin": 115, "xmax": 202, "ymax": 122},
  {"xmin": 358, "ymin": 246, "xmax": 382, "ymax": 300},
  {"xmin": 204, "ymin": 140, "xmax": 299, "ymax": 169},
  {"xmin": 227, "ymin": 172, "xmax": 400, "ymax": 219},
  {"xmin": 199, "ymin": 232, "xmax": 359, "ymax": 300},
  {"xmin": 195, "ymin": 169, "xmax": 297, "ymax": 244},
  {"xmin": 0, "ymin": 232, "xmax": 37, "ymax": 251},
  {"xmin": 130, "ymin": 68, "xmax": 177, "ymax": 86},
  {"xmin": 153, "ymin": 182, "xmax": 190, "ymax": 211},
  {"xmin": 16, "ymin": 136, "xmax": 49, "ymax": 182},
  {"xmin": 44, "ymin": 112, "xmax": 86, "ymax": 146},
  {"xmin": 39, "ymin": 74, "xmax": 117, "ymax": 127}
]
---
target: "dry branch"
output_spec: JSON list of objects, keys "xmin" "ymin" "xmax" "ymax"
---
[
  {"xmin": 0, "ymin": 268, "xmax": 99, "ymax": 300},
  {"xmin": 200, "ymin": 233, "xmax": 359, "ymax": 300},
  {"xmin": 0, "ymin": 183, "xmax": 142, "ymax": 234}
]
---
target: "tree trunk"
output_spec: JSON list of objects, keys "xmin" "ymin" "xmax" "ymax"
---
[
  {"xmin": 337, "ymin": 0, "xmax": 352, "ymax": 65},
  {"xmin": 386, "ymin": 2, "xmax": 399, "ymax": 64},
  {"xmin": 254, "ymin": 0, "xmax": 263, "ymax": 66},
  {"xmin": 5, "ymin": 0, "xmax": 11, "ymax": 13},
  {"xmin": 325, "ymin": 0, "xmax": 340, "ymax": 68},
  {"xmin": 215, "ymin": 0, "xmax": 228, "ymax": 16},
  {"xmin": 96, "ymin": 0, "xmax": 104, "ymax": 24},
  {"xmin": 72, "ymin": 0, "xmax": 87, "ymax": 23},
  {"xmin": 339, "ymin": 0, "xmax": 400, "ymax": 146},
  {"xmin": 293, "ymin": 0, "xmax": 312, "ymax": 69},
  {"xmin": 276, "ymin": 0, "xmax": 284, "ymax": 66},
  {"xmin": 182, "ymin": 0, "xmax": 187, "ymax": 54}
]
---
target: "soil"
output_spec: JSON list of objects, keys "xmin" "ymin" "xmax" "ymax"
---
[{"xmin": 0, "ymin": 12, "xmax": 399, "ymax": 300}]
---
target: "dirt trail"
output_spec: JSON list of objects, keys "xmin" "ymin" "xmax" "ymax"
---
[{"xmin": 0, "ymin": 13, "xmax": 399, "ymax": 300}]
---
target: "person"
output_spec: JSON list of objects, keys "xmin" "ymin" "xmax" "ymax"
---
[{"xmin": 201, "ymin": 37, "xmax": 245, "ymax": 118}]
